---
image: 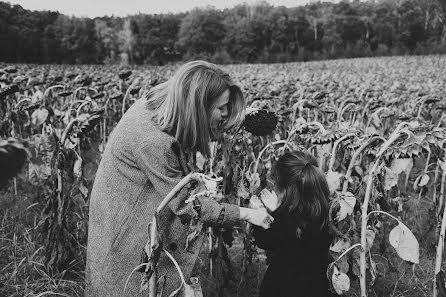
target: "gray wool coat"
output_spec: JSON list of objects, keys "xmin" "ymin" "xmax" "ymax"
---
[{"xmin": 85, "ymin": 98, "xmax": 240, "ymax": 297}]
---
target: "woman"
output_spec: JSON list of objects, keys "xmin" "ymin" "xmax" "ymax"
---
[{"xmin": 85, "ymin": 61, "xmax": 273, "ymax": 297}]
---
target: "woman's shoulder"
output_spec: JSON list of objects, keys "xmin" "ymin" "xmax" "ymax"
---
[{"xmin": 114, "ymin": 98, "xmax": 177, "ymax": 148}]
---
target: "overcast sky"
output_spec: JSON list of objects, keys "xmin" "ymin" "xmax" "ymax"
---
[{"xmin": 5, "ymin": 0, "xmax": 323, "ymax": 17}]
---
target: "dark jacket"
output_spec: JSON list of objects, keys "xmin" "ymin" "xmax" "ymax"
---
[
  {"xmin": 253, "ymin": 208, "xmax": 330, "ymax": 297},
  {"xmin": 85, "ymin": 98, "xmax": 240, "ymax": 297}
]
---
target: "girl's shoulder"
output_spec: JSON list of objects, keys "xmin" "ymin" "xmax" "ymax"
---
[{"xmin": 274, "ymin": 209, "xmax": 329, "ymax": 241}]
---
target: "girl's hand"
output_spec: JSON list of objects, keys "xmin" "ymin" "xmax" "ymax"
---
[
  {"xmin": 260, "ymin": 189, "xmax": 279, "ymax": 212},
  {"xmin": 249, "ymin": 195, "xmax": 264, "ymax": 209},
  {"xmin": 240, "ymin": 207, "xmax": 273, "ymax": 229}
]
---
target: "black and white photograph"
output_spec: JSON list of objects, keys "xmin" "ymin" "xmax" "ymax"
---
[{"xmin": 1, "ymin": 0, "xmax": 446, "ymax": 296}]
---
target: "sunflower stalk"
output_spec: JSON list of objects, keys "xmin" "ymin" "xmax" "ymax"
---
[
  {"xmin": 360, "ymin": 122, "xmax": 412, "ymax": 297},
  {"xmin": 342, "ymin": 136, "xmax": 385, "ymax": 193},
  {"xmin": 328, "ymin": 133, "xmax": 356, "ymax": 172},
  {"xmin": 433, "ymin": 151, "xmax": 446, "ymax": 297}
]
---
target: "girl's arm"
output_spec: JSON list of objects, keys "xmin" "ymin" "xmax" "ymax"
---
[{"xmin": 252, "ymin": 220, "xmax": 284, "ymax": 250}]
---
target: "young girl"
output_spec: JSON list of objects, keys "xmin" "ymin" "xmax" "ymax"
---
[{"xmin": 253, "ymin": 151, "xmax": 331, "ymax": 297}]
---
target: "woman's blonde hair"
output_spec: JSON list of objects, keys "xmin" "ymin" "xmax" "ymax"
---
[{"xmin": 145, "ymin": 60, "xmax": 245, "ymax": 156}]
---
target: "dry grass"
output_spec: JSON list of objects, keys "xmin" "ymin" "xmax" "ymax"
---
[{"xmin": 0, "ymin": 180, "xmax": 84, "ymax": 297}]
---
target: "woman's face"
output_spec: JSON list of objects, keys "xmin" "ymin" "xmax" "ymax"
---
[{"xmin": 209, "ymin": 89, "xmax": 230, "ymax": 140}]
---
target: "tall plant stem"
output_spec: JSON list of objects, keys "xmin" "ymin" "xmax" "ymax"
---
[
  {"xmin": 434, "ymin": 151, "xmax": 446, "ymax": 297},
  {"xmin": 365, "ymin": 107, "xmax": 390, "ymax": 132},
  {"xmin": 342, "ymin": 136, "xmax": 385, "ymax": 193},
  {"xmin": 338, "ymin": 103, "xmax": 356, "ymax": 126},
  {"xmin": 419, "ymin": 150, "xmax": 432, "ymax": 200},
  {"xmin": 433, "ymin": 161, "xmax": 440, "ymax": 204},
  {"xmin": 328, "ymin": 133, "xmax": 356, "ymax": 172},
  {"xmin": 438, "ymin": 161, "xmax": 446, "ymax": 219},
  {"xmin": 253, "ymin": 140, "xmax": 286, "ymax": 174},
  {"xmin": 360, "ymin": 122, "xmax": 411, "ymax": 297}
]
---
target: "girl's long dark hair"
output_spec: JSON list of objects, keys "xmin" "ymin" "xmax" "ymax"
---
[{"xmin": 272, "ymin": 151, "xmax": 329, "ymax": 238}]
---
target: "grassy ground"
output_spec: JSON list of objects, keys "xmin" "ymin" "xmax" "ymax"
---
[{"xmin": 0, "ymin": 179, "xmax": 84, "ymax": 297}]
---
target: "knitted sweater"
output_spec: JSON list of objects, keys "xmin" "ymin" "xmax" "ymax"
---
[{"xmin": 85, "ymin": 98, "xmax": 240, "ymax": 297}]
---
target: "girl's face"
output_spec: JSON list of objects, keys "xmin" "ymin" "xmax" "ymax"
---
[{"xmin": 209, "ymin": 89, "xmax": 230, "ymax": 140}]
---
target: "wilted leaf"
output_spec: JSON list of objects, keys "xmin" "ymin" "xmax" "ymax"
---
[
  {"xmin": 28, "ymin": 162, "xmax": 51, "ymax": 184},
  {"xmin": 196, "ymin": 152, "xmax": 206, "ymax": 171},
  {"xmin": 371, "ymin": 112, "xmax": 382, "ymax": 127},
  {"xmin": 31, "ymin": 108, "xmax": 49, "ymax": 126},
  {"xmin": 246, "ymin": 171, "xmax": 260, "ymax": 193},
  {"xmin": 330, "ymin": 238, "xmax": 350, "ymax": 253},
  {"xmin": 370, "ymin": 259, "xmax": 377, "ymax": 286},
  {"xmin": 79, "ymin": 182, "xmax": 89, "ymax": 197},
  {"xmin": 336, "ymin": 256, "xmax": 349, "ymax": 274},
  {"xmin": 389, "ymin": 223, "xmax": 419, "ymax": 264},
  {"xmin": 384, "ymin": 167, "xmax": 399, "ymax": 191},
  {"xmin": 402, "ymin": 131, "xmax": 424, "ymax": 147},
  {"xmin": 436, "ymin": 270, "xmax": 446, "ymax": 297},
  {"xmin": 198, "ymin": 174, "xmax": 222, "ymax": 191},
  {"xmin": 336, "ymin": 192, "xmax": 356, "ymax": 222},
  {"xmin": 237, "ymin": 178, "xmax": 250, "ymax": 200},
  {"xmin": 354, "ymin": 165, "xmax": 363, "ymax": 177},
  {"xmin": 185, "ymin": 220, "xmax": 203, "ymax": 250},
  {"xmin": 332, "ymin": 265, "xmax": 350, "ymax": 295},
  {"xmin": 327, "ymin": 170, "xmax": 343, "ymax": 194},
  {"xmin": 72, "ymin": 193, "xmax": 86, "ymax": 208},
  {"xmin": 249, "ymin": 195, "xmax": 263, "ymax": 209},
  {"xmin": 390, "ymin": 158, "xmax": 413, "ymax": 176},
  {"xmin": 366, "ymin": 228, "xmax": 376, "ymax": 252},
  {"xmin": 73, "ymin": 156, "xmax": 83, "ymax": 178},
  {"xmin": 418, "ymin": 174, "xmax": 430, "ymax": 187}
]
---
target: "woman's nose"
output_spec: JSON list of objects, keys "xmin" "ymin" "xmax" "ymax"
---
[{"xmin": 221, "ymin": 106, "xmax": 228, "ymax": 118}]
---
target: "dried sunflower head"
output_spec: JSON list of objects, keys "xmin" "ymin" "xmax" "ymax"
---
[
  {"xmin": 397, "ymin": 112, "xmax": 412, "ymax": 121},
  {"xmin": 130, "ymin": 87, "xmax": 141, "ymax": 95},
  {"xmin": 4, "ymin": 67, "xmax": 18, "ymax": 74},
  {"xmin": 0, "ymin": 138, "xmax": 28, "ymax": 188},
  {"xmin": 119, "ymin": 70, "xmax": 132, "ymax": 80},
  {"xmin": 111, "ymin": 92, "xmax": 123, "ymax": 100},
  {"xmin": 436, "ymin": 104, "xmax": 446, "ymax": 111},
  {"xmin": 66, "ymin": 72, "xmax": 77, "ymax": 80},
  {"xmin": 320, "ymin": 105, "xmax": 336, "ymax": 114},
  {"xmin": 0, "ymin": 84, "xmax": 19, "ymax": 99},
  {"xmin": 313, "ymin": 91, "xmax": 328, "ymax": 102},
  {"xmin": 425, "ymin": 97, "xmax": 440, "ymax": 105},
  {"xmin": 91, "ymin": 92, "xmax": 105, "ymax": 100},
  {"xmin": 380, "ymin": 109, "xmax": 396, "ymax": 119},
  {"xmin": 58, "ymin": 91, "xmax": 73, "ymax": 97},
  {"xmin": 302, "ymin": 129, "xmax": 343, "ymax": 145},
  {"xmin": 243, "ymin": 109, "xmax": 278, "ymax": 136},
  {"xmin": 303, "ymin": 100, "xmax": 318, "ymax": 109}
]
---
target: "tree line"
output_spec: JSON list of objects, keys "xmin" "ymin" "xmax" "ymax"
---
[{"xmin": 1, "ymin": 0, "xmax": 446, "ymax": 65}]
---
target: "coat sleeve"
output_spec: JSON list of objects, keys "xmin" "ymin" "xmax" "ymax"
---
[{"xmin": 135, "ymin": 138, "xmax": 240, "ymax": 227}]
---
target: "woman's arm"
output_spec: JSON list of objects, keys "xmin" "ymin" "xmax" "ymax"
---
[{"xmin": 135, "ymin": 138, "xmax": 272, "ymax": 228}]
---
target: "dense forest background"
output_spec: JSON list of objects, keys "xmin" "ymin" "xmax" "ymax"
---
[{"xmin": 2, "ymin": 0, "xmax": 446, "ymax": 65}]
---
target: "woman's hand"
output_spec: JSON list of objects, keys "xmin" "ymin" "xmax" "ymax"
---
[{"xmin": 240, "ymin": 207, "xmax": 274, "ymax": 229}]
